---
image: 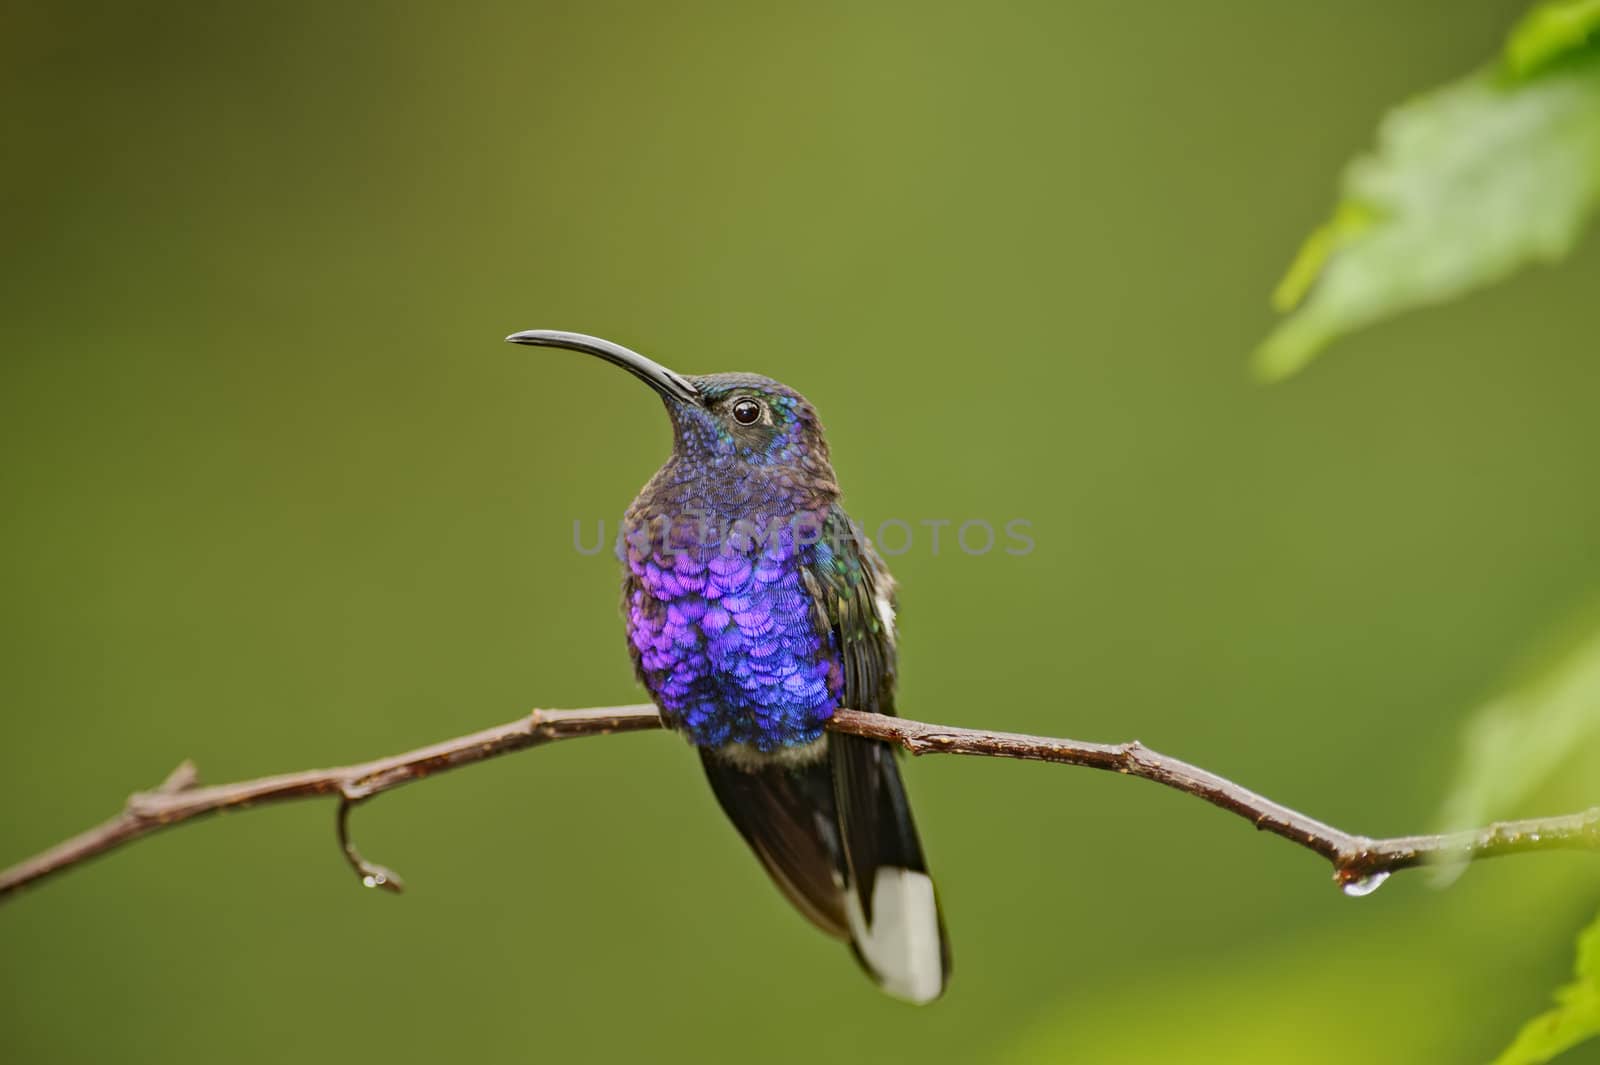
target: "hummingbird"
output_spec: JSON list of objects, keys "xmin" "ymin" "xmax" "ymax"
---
[{"xmin": 507, "ymin": 329, "xmax": 950, "ymax": 1003}]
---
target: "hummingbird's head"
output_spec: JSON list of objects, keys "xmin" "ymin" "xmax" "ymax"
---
[
  {"xmin": 673, "ymin": 372, "xmax": 830, "ymax": 469},
  {"xmin": 506, "ymin": 330, "xmax": 833, "ymax": 473}
]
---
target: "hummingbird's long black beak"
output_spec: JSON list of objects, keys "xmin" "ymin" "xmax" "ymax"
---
[{"xmin": 505, "ymin": 329, "xmax": 700, "ymax": 404}]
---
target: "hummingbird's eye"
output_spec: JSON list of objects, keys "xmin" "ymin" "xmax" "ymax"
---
[{"xmin": 730, "ymin": 398, "xmax": 763, "ymax": 425}]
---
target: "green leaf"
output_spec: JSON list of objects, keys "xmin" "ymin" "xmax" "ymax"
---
[
  {"xmin": 1489, "ymin": 908, "xmax": 1600, "ymax": 1065},
  {"xmin": 1434, "ymin": 609, "xmax": 1600, "ymax": 1064},
  {"xmin": 1507, "ymin": 0, "xmax": 1600, "ymax": 79},
  {"xmin": 1255, "ymin": 48, "xmax": 1600, "ymax": 381},
  {"xmin": 1435, "ymin": 615, "xmax": 1600, "ymax": 864}
]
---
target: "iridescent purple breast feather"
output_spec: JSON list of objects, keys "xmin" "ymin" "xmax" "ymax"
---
[{"xmin": 624, "ymin": 513, "xmax": 841, "ymax": 750}]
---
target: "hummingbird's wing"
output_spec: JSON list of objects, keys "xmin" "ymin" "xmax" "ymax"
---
[
  {"xmin": 799, "ymin": 506, "xmax": 898, "ymax": 715},
  {"xmin": 803, "ymin": 507, "xmax": 952, "ymax": 1004}
]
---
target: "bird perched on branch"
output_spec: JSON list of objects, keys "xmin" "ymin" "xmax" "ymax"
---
[{"xmin": 507, "ymin": 329, "xmax": 950, "ymax": 1003}]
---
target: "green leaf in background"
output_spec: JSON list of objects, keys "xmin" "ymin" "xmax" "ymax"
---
[
  {"xmin": 1437, "ymin": 609, "xmax": 1600, "ymax": 1062},
  {"xmin": 1508, "ymin": 0, "xmax": 1600, "ymax": 78},
  {"xmin": 1435, "ymin": 618, "xmax": 1600, "ymax": 879},
  {"xmin": 1255, "ymin": 2, "xmax": 1600, "ymax": 381},
  {"xmin": 1489, "ymin": 907, "xmax": 1600, "ymax": 1065}
]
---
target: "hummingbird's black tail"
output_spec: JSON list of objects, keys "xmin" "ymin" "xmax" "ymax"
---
[{"xmin": 698, "ymin": 734, "xmax": 951, "ymax": 1004}]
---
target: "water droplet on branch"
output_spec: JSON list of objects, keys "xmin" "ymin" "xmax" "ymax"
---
[{"xmin": 1339, "ymin": 870, "xmax": 1390, "ymax": 897}]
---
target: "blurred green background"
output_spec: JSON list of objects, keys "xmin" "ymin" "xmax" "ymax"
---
[{"xmin": 4, "ymin": 1, "xmax": 1600, "ymax": 1062}]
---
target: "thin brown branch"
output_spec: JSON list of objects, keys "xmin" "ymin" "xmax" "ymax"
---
[
  {"xmin": 828, "ymin": 710, "xmax": 1600, "ymax": 891},
  {"xmin": 0, "ymin": 706, "xmax": 662, "ymax": 901},
  {"xmin": 2, "ymin": 704, "xmax": 1596, "ymax": 903}
]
